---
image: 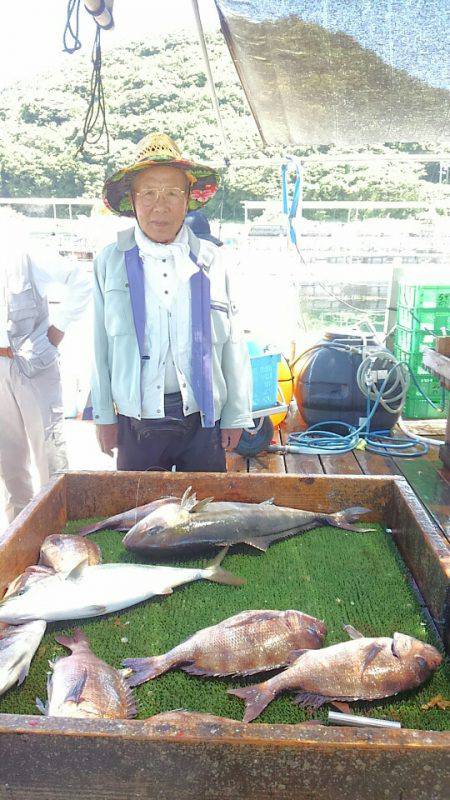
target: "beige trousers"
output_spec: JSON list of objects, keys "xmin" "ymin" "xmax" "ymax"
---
[{"xmin": 0, "ymin": 356, "xmax": 68, "ymax": 523}]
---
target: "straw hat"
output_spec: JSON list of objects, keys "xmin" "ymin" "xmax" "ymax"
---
[{"xmin": 103, "ymin": 133, "xmax": 220, "ymax": 216}]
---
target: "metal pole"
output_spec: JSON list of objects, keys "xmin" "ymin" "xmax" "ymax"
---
[{"xmin": 190, "ymin": 0, "xmax": 230, "ymax": 162}]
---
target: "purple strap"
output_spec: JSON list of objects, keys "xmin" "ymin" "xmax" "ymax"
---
[
  {"xmin": 124, "ymin": 246, "xmax": 148, "ymax": 359},
  {"xmin": 189, "ymin": 252, "xmax": 215, "ymax": 428},
  {"xmin": 124, "ymin": 245, "xmax": 215, "ymax": 427}
]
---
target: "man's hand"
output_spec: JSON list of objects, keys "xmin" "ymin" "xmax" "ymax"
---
[
  {"xmin": 47, "ymin": 325, "xmax": 65, "ymax": 347},
  {"xmin": 221, "ymin": 428, "xmax": 243, "ymax": 452},
  {"xmin": 96, "ymin": 423, "xmax": 118, "ymax": 457}
]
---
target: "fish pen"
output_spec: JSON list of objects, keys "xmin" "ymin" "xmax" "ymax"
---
[{"xmin": 0, "ymin": 471, "xmax": 449, "ymax": 800}]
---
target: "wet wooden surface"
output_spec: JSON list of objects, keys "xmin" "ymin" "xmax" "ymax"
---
[{"xmin": 227, "ymin": 406, "xmax": 450, "ymax": 546}]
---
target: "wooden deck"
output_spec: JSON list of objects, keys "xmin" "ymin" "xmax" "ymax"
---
[{"xmin": 226, "ymin": 406, "xmax": 450, "ymax": 544}]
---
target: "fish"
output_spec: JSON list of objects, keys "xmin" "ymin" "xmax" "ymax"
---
[
  {"xmin": 78, "ymin": 497, "xmax": 178, "ymax": 536},
  {"xmin": 39, "ymin": 534, "xmax": 102, "ymax": 572},
  {"xmin": 4, "ymin": 565, "xmax": 54, "ymax": 599},
  {"xmin": 36, "ymin": 628, "xmax": 136, "ymax": 719},
  {"xmin": 124, "ymin": 609, "xmax": 327, "ymax": 686},
  {"xmin": 229, "ymin": 628, "xmax": 443, "ymax": 722},
  {"xmin": 0, "ymin": 547, "xmax": 244, "ymax": 625},
  {"xmin": 0, "ymin": 620, "xmax": 47, "ymax": 697},
  {"xmin": 122, "ymin": 487, "xmax": 373, "ymax": 556}
]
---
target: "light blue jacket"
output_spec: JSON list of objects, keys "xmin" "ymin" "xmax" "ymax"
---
[{"xmin": 91, "ymin": 226, "xmax": 253, "ymax": 428}]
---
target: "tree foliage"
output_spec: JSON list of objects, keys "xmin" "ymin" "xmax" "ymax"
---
[{"xmin": 0, "ymin": 32, "xmax": 448, "ymax": 220}]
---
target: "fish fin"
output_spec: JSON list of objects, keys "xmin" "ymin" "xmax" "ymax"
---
[
  {"xmin": 242, "ymin": 537, "xmax": 271, "ymax": 552},
  {"xmin": 87, "ymin": 604, "xmax": 108, "ymax": 615},
  {"xmin": 343, "ymin": 624, "xmax": 365, "ymax": 640},
  {"xmin": 35, "ymin": 697, "xmax": 47, "ymax": 716},
  {"xmin": 259, "ymin": 498, "xmax": 275, "ymax": 505},
  {"xmin": 118, "ymin": 674, "xmax": 137, "ymax": 718},
  {"xmin": 226, "ymin": 610, "xmax": 285, "ymax": 629},
  {"xmin": 64, "ymin": 669, "xmax": 88, "ymax": 704},
  {"xmin": 324, "ymin": 507, "xmax": 375, "ymax": 533},
  {"xmin": 362, "ymin": 642, "xmax": 384, "ymax": 671},
  {"xmin": 330, "ymin": 700, "xmax": 352, "ymax": 714},
  {"xmin": 293, "ymin": 692, "xmax": 329, "ymax": 710},
  {"xmin": 181, "ymin": 662, "xmax": 212, "ymax": 677},
  {"xmin": 203, "ymin": 547, "xmax": 245, "ymax": 587},
  {"xmin": 55, "ymin": 627, "xmax": 89, "ymax": 651},
  {"xmin": 180, "ymin": 486, "xmax": 196, "ymax": 510},
  {"xmin": 286, "ymin": 649, "xmax": 308, "ymax": 665},
  {"xmin": 64, "ymin": 559, "xmax": 89, "ymax": 581},
  {"xmin": 391, "ymin": 636, "xmax": 401, "ymax": 658},
  {"xmin": 17, "ymin": 662, "xmax": 31, "ymax": 686},
  {"xmin": 228, "ymin": 684, "xmax": 274, "ymax": 723},
  {"xmin": 123, "ymin": 656, "xmax": 172, "ymax": 686},
  {"xmin": 190, "ymin": 497, "xmax": 214, "ymax": 513}
]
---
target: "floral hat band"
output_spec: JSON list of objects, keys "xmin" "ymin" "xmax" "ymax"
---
[{"xmin": 103, "ymin": 133, "xmax": 220, "ymax": 216}]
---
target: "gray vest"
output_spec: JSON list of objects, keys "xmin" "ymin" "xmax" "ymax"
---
[{"xmin": 7, "ymin": 255, "xmax": 57, "ymax": 377}]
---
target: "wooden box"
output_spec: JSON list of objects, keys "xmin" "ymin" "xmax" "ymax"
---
[{"xmin": 0, "ymin": 471, "xmax": 449, "ymax": 800}]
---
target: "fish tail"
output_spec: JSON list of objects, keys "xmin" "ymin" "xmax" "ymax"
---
[
  {"xmin": 203, "ymin": 547, "xmax": 245, "ymax": 587},
  {"xmin": 122, "ymin": 655, "xmax": 172, "ymax": 686},
  {"xmin": 55, "ymin": 627, "xmax": 89, "ymax": 651},
  {"xmin": 228, "ymin": 684, "xmax": 274, "ymax": 723},
  {"xmin": 78, "ymin": 522, "xmax": 104, "ymax": 537},
  {"xmin": 324, "ymin": 506, "xmax": 374, "ymax": 533}
]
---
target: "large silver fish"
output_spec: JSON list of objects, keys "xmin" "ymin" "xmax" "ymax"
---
[
  {"xmin": 36, "ymin": 628, "xmax": 136, "ymax": 719},
  {"xmin": 229, "ymin": 628, "xmax": 443, "ymax": 722},
  {"xmin": 123, "ymin": 488, "xmax": 373, "ymax": 556},
  {"xmin": 0, "ymin": 548, "xmax": 244, "ymax": 624},
  {"xmin": 0, "ymin": 620, "xmax": 47, "ymax": 697},
  {"xmin": 78, "ymin": 497, "xmax": 178, "ymax": 536},
  {"xmin": 124, "ymin": 609, "xmax": 326, "ymax": 686}
]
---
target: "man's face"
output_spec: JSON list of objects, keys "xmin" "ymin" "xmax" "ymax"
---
[{"xmin": 131, "ymin": 165, "xmax": 190, "ymax": 243}]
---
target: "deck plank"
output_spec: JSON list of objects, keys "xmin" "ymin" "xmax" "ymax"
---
[
  {"xmin": 354, "ymin": 450, "xmax": 402, "ymax": 476},
  {"xmin": 226, "ymin": 452, "xmax": 248, "ymax": 472},
  {"xmin": 248, "ymin": 452, "xmax": 286, "ymax": 473},
  {"xmin": 278, "ymin": 419, "xmax": 323, "ymax": 474},
  {"xmin": 393, "ymin": 451, "xmax": 450, "ymax": 541},
  {"xmin": 319, "ymin": 452, "xmax": 363, "ymax": 475}
]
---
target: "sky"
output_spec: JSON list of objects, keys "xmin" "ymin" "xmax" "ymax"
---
[{"xmin": 0, "ymin": 0, "xmax": 221, "ymax": 90}]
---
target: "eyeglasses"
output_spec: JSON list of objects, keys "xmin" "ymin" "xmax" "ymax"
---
[{"xmin": 134, "ymin": 186, "xmax": 188, "ymax": 206}]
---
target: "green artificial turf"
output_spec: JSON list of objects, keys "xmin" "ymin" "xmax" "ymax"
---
[{"xmin": 1, "ymin": 520, "xmax": 449, "ymax": 730}]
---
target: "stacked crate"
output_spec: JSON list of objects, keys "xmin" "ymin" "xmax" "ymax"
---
[{"xmin": 394, "ymin": 282, "xmax": 450, "ymax": 419}]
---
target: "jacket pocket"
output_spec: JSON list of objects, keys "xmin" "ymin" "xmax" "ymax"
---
[
  {"xmin": 211, "ymin": 303, "xmax": 230, "ymax": 344},
  {"xmin": 104, "ymin": 282, "xmax": 134, "ymax": 337}
]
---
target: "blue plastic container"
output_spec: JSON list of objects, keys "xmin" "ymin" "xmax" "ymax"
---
[{"xmin": 247, "ymin": 341, "xmax": 281, "ymax": 411}]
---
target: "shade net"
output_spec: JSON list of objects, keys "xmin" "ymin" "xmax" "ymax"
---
[{"xmin": 214, "ymin": 0, "xmax": 450, "ymax": 146}]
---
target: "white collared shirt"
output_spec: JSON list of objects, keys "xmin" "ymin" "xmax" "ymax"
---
[
  {"xmin": 135, "ymin": 223, "xmax": 199, "ymax": 415},
  {"xmin": 0, "ymin": 245, "xmax": 91, "ymax": 347}
]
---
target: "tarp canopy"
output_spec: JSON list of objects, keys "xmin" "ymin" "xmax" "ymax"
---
[{"xmin": 214, "ymin": 0, "xmax": 450, "ymax": 146}]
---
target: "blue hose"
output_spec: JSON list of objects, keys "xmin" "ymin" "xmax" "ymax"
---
[{"xmin": 286, "ymin": 361, "xmax": 439, "ymax": 458}]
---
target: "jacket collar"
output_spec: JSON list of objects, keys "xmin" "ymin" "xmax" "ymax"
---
[{"xmin": 116, "ymin": 225, "xmax": 215, "ymax": 273}]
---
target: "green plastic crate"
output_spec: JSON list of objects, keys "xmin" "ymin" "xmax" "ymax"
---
[
  {"xmin": 396, "ymin": 304, "xmax": 450, "ymax": 334},
  {"xmin": 394, "ymin": 325, "xmax": 437, "ymax": 357},
  {"xmin": 398, "ymin": 282, "xmax": 450, "ymax": 310},
  {"xmin": 403, "ymin": 380, "xmax": 449, "ymax": 420}
]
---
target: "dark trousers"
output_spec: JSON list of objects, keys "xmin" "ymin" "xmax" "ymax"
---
[{"xmin": 117, "ymin": 392, "xmax": 226, "ymax": 472}]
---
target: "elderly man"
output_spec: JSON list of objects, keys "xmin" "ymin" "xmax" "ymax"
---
[
  {"xmin": 0, "ymin": 229, "xmax": 91, "ymax": 521},
  {"xmin": 92, "ymin": 132, "xmax": 253, "ymax": 472}
]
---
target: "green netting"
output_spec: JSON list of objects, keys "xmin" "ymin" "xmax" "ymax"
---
[{"xmin": 1, "ymin": 520, "xmax": 449, "ymax": 731}]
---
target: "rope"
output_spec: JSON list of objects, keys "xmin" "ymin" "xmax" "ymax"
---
[
  {"xmin": 63, "ymin": 0, "xmax": 82, "ymax": 53},
  {"xmin": 77, "ymin": 26, "xmax": 110, "ymax": 155}
]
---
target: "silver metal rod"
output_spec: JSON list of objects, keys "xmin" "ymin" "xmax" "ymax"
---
[{"xmin": 328, "ymin": 711, "xmax": 402, "ymax": 729}]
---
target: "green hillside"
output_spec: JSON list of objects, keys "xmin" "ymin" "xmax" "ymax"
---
[{"xmin": 0, "ymin": 32, "xmax": 447, "ymax": 220}]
